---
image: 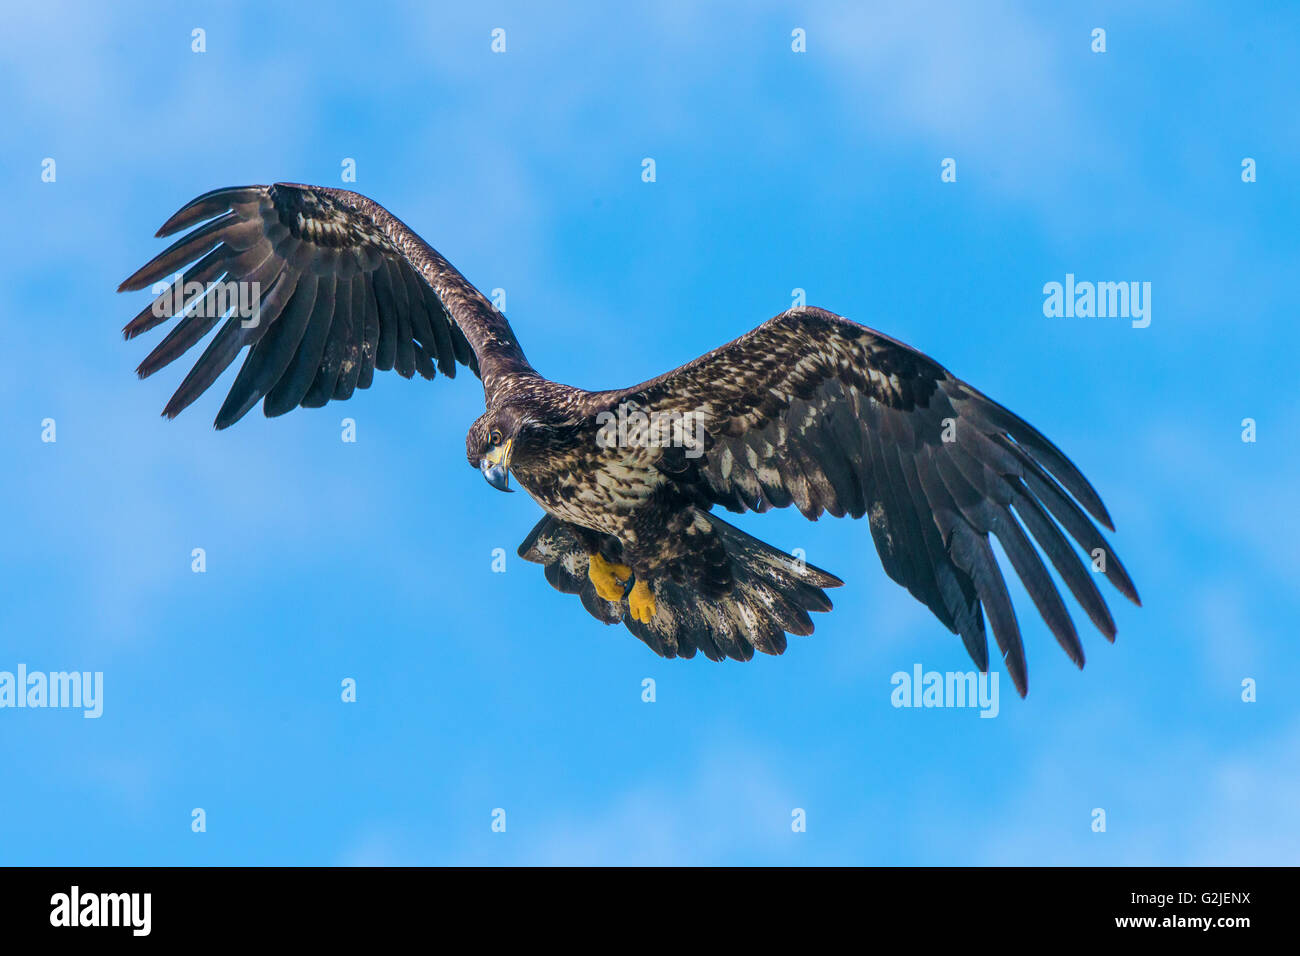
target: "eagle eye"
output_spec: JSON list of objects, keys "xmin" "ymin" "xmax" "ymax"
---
[{"xmin": 489, "ymin": 428, "xmax": 503, "ymax": 446}]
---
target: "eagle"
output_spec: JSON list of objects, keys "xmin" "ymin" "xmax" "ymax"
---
[{"xmin": 118, "ymin": 183, "xmax": 1141, "ymax": 697}]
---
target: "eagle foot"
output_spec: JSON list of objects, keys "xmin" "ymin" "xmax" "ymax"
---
[
  {"xmin": 628, "ymin": 580, "xmax": 657, "ymax": 623},
  {"xmin": 588, "ymin": 552, "xmax": 632, "ymax": 602}
]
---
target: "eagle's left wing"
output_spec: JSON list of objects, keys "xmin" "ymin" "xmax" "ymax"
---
[{"xmin": 616, "ymin": 306, "xmax": 1141, "ymax": 696}]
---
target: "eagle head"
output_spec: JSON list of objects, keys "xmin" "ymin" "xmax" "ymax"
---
[{"xmin": 467, "ymin": 407, "xmax": 527, "ymax": 493}]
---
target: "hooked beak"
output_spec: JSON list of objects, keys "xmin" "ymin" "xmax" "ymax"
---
[{"xmin": 479, "ymin": 438, "xmax": 514, "ymax": 493}]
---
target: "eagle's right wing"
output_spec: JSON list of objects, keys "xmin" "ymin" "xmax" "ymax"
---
[{"xmin": 117, "ymin": 183, "xmax": 533, "ymax": 427}]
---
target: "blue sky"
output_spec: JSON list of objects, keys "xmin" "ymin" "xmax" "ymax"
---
[{"xmin": 1, "ymin": 0, "xmax": 1297, "ymax": 865}]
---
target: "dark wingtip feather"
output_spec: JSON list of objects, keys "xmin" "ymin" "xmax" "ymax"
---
[
  {"xmin": 213, "ymin": 405, "xmax": 245, "ymax": 431},
  {"xmin": 122, "ymin": 302, "xmax": 165, "ymax": 340},
  {"xmin": 957, "ymin": 617, "xmax": 989, "ymax": 674},
  {"xmin": 155, "ymin": 185, "xmax": 262, "ymax": 238},
  {"xmin": 962, "ymin": 390, "xmax": 1116, "ymax": 531},
  {"xmin": 1106, "ymin": 556, "xmax": 1142, "ymax": 607},
  {"xmin": 1003, "ymin": 650, "xmax": 1028, "ymax": 698},
  {"xmin": 1005, "ymin": 663, "xmax": 1028, "ymax": 699},
  {"xmin": 118, "ymin": 211, "xmax": 238, "ymax": 292}
]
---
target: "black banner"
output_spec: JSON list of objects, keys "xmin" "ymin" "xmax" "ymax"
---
[{"xmin": 0, "ymin": 866, "xmax": 1278, "ymax": 941}]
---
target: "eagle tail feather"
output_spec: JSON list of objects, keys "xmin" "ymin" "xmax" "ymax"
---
[{"xmin": 517, "ymin": 513, "xmax": 842, "ymax": 663}]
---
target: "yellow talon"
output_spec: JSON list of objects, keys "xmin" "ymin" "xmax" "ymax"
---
[
  {"xmin": 629, "ymin": 580, "xmax": 656, "ymax": 623},
  {"xmin": 588, "ymin": 552, "xmax": 631, "ymax": 602}
]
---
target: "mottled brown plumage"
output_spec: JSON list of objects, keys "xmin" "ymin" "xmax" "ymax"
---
[{"xmin": 118, "ymin": 183, "xmax": 1141, "ymax": 696}]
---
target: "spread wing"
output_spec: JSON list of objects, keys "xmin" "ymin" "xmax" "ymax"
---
[
  {"xmin": 616, "ymin": 306, "xmax": 1141, "ymax": 696},
  {"xmin": 117, "ymin": 183, "xmax": 532, "ymax": 426}
]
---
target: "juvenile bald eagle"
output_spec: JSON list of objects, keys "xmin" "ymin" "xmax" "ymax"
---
[{"xmin": 118, "ymin": 183, "xmax": 1141, "ymax": 697}]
